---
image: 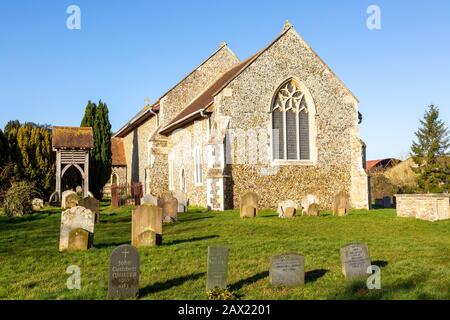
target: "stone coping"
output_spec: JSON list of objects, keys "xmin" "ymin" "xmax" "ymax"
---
[{"xmin": 394, "ymin": 194, "xmax": 449, "ymax": 198}]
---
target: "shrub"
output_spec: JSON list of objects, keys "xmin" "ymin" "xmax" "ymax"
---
[
  {"xmin": 3, "ymin": 181, "xmax": 38, "ymax": 217},
  {"xmin": 207, "ymin": 287, "xmax": 239, "ymax": 300}
]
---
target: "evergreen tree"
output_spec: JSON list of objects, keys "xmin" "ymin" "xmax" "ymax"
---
[
  {"xmin": 81, "ymin": 100, "xmax": 112, "ymax": 199},
  {"xmin": 411, "ymin": 104, "xmax": 450, "ymax": 193},
  {"xmin": 0, "ymin": 129, "xmax": 8, "ymax": 166}
]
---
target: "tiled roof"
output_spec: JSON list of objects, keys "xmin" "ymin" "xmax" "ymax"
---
[
  {"xmin": 52, "ymin": 126, "xmax": 94, "ymax": 149},
  {"xmin": 111, "ymin": 137, "xmax": 126, "ymax": 166}
]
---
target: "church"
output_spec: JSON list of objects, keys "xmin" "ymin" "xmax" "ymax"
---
[{"xmin": 112, "ymin": 22, "xmax": 369, "ymax": 211}]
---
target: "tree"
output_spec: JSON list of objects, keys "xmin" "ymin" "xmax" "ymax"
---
[
  {"xmin": 81, "ymin": 100, "xmax": 112, "ymax": 199},
  {"xmin": 411, "ymin": 104, "xmax": 450, "ymax": 193},
  {"xmin": 0, "ymin": 129, "xmax": 8, "ymax": 166}
]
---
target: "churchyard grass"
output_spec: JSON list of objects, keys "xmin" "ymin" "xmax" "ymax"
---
[{"xmin": 0, "ymin": 202, "xmax": 449, "ymax": 300}]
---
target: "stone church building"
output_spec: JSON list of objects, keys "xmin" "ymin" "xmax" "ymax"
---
[{"xmin": 113, "ymin": 22, "xmax": 369, "ymax": 211}]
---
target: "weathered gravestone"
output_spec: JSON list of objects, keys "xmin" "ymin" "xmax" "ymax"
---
[
  {"xmin": 277, "ymin": 200, "xmax": 297, "ymax": 218},
  {"xmin": 340, "ymin": 243, "xmax": 371, "ymax": 279},
  {"xmin": 333, "ymin": 192, "xmax": 350, "ymax": 216},
  {"xmin": 162, "ymin": 196, "xmax": 178, "ymax": 223},
  {"xmin": 269, "ymin": 254, "xmax": 305, "ymax": 287},
  {"xmin": 108, "ymin": 244, "xmax": 140, "ymax": 300},
  {"xmin": 132, "ymin": 204, "xmax": 162, "ymax": 247},
  {"xmin": 79, "ymin": 197, "xmax": 100, "ymax": 223},
  {"xmin": 68, "ymin": 228, "xmax": 89, "ymax": 251},
  {"xmin": 206, "ymin": 246, "xmax": 229, "ymax": 290},
  {"xmin": 173, "ymin": 191, "xmax": 188, "ymax": 213},
  {"xmin": 61, "ymin": 190, "xmax": 76, "ymax": 209},
  {"xmin": 141, "ymin": 194, "xmax": 158, "ymax": 206},
  {"xmin": 76, "ymin": 186, "xmax": 83, "ymax": 194},
  {"xmin": 240, "ymin": 192, "xmax": 259, "ymax": 218},
  {"xmin": 306, "ymin": 203, "xmax": 320, "ymax": 217},
  {"xmin": 59, "ymin": 206, "xmax": 95, "ymax": 251},
  {"xmin": 32, "ymin": 198, "xmax": 44, "ymax": 211},
  {"xmin": 301, "ymin": 194, "xmax": 318, "ymax": 215},
  {"xmin": 65, "ymin": 193, "xmax": 80, "ymax": 210},
  {"xmin": 383, "ymin": 196, "xmax": 392, "ymax": 208}
]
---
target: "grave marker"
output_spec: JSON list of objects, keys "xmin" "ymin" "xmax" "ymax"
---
[
  {"xmin": 206, "ymin": 246, "xmax": 229, "ymax": 290},
  {"xmin": 59, "ymin": 206, "xmax": 95, "ymax": 251},
  {"xmin": 340, "ymin": 243, "xmax": 371, "ymax": 279},
  {"xmin": 240, "ymin": 192, "xmax": 259, "ymax": 218},
  {"xmin": 269, "ymin": 254, "xmax": 305, "ymax": 287},
  {"xmin": 108, "ymin": 244, "xmax": 140, "ymax": 300}
]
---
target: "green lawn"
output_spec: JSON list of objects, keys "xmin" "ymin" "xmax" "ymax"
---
[{"xmin": 0, "ymin": 202, "xmax": 449, "ymax": 300}]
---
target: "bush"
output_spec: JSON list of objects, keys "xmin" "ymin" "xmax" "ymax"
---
[
  {"xmin": 207, "ymin": 287, "xmax": 239, "ymax": 300},
  {"xmin": 3, "ymin": 181, "xmax": 38, "ymax": 217}
]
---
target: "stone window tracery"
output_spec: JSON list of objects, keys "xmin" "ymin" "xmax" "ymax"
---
[{"xmin": 272, "ymin": 80, "xmax": 310, "ymax": 161}]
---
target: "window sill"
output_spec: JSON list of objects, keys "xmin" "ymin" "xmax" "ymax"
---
[
  {"xmin": 271, "ymin": 160, "xmax": 316, "ymax": 166},
  {"xmin": 194, "ymin": 182, "xmax": 204, "ymax": 187}
]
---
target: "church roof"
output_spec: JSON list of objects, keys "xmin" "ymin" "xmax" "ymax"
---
[
  {"xmin": 111, "ymin": 137, "xmax": 127, "ymax": 166},
  {"xmin": 159, "ymin": 53, "xmax": 259, "ymax": 134},
  {"xmin": 113, "ymin": 44, "xmax": 235, "ymax": 138},
  {"xmin": 52, "ymin": 126, "xmax": 94, "ymax": 149}
]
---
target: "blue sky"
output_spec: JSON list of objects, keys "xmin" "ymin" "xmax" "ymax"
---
[{"xmin": 0, "ymin": 0, "xmax": 449, "ymax": 160}]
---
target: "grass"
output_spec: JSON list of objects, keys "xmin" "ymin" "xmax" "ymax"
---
[{"xmin": 0, "ymin": 202, "xmax": 449, "ymax": 300}]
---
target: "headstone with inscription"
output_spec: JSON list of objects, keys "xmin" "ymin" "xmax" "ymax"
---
[
  {"xmin": 68, "ymin": 228, "xmax": 90, "ymax": 251},
  {"xmin": 59, "ymin": 206, "xmax": 95, "ymax": 251},
  {"xmin": 340, "ymin": 243, "xmax": 371, "ymax": 279},
  {"xmin": 108, "ymin": 244, "xmax": 140, "ymax": 300},
  {"xmin": 269, "ymin": 254, "xmax": 305, "ymax": 287},
  {"xmin": 132, "ymin": 204, "xmax": 163, "ymax": 247},
  {"xmin": 61, "ymin": 190, "xmax": 76, "ymax": 209},
  {"xmin": 206, "ymin": 246, "xmax": 229, "ymax": 290},
  {"xmin": 79, "ymin": 197, "xmax": 100, "ymax": 223},
  {"xmin": 240, "ymin": 192, "xmax": 259, "ymax": 218}
]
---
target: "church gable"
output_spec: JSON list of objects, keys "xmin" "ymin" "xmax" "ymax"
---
[{"xmin": 158, "ymin": 44, "xmax": 240, "ymax": 128}]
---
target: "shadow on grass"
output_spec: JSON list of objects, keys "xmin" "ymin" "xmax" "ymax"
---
[
  {"xmin": 95, "ymin": 241, "xmax": 130, "ymax": 249},
  {"xmin": 229, "ymin": 271, "xmax": 269, "ymax": 291},
  {"xmin": 164, "ymin": 235, "xmax": 219, "ymax": 246},
  {"xmin": 328, "ymin": 273, "xmax": 428, "ymax": 300},
  {"xmin": 372, "ymin": 260, "xmax": 388, "ymax": 268},
  {"xmin": 179, "ymin": 216, "xmax": 214, "ymax": 223},
  {"xmin": 305, "ymin": 269, "xmax": 329, "ymax": 284},
  {"xmin": 101, "ymin": 216, "xmax": 131, "ymax": 224},
  {"xmin": 140, "ymin": 272, "xmax": 206, "ymax": 297}
]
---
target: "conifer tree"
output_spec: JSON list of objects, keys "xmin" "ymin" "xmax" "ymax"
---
[
  {"xmin": 81, "ymin": 100, "xmax": 112, "ymax": 198},
  {"xmin": 0, "ymin": 129, "xmax": 8, "ymax": 166},
  {"xmin": 411, "ymin": 104, "xmax": 450, "ymax": 193}
]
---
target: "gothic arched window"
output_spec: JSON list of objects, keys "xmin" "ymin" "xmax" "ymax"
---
[{"xmin": 272, "ymin": 79, "xmax": 311, "ymax": 161}]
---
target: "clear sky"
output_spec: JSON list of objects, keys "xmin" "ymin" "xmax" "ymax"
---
[{"xmin": 1, "ymin": 0, "xmax": 449, "ymax": 160}]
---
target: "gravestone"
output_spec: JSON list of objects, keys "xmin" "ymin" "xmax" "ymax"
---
[
  {"xmin": 79, "ymin": 197, "xmax": 100, "ymax": 223},
  {"xmin": 61, "ymin": 190, "xmax": 76, "ymax": 209},
  {"xmin": 108, "ymin": 244, "xmax": 140, "ymax": 300},
  {"xmin": 375, "ymin": 198, "xmax": 383, "ymax": 207},
  {"xmin": 277, "ymin": 200, "xmax": 297, "ymax": 217},
  {"xmin": 162, "ymin": 196, "xmax": 178, "ymax": 222},
  {"xmin": 383, "ymin": 196, "xmax": 392, "ymax": 208},
  {"xmin": 59, "ymin": 206, "xmax": 95, "ymax": 251},
  {"xmin": 141, "ymin": 194, "xmax": 158, "ymax": 206},
  {"xmin": 269, "ymin": 254, "xmax": 305, "ymax": 287},
  {"xmin": 65, "ymin": 193, "xmax": 80, "ymax": 209},
  {"xmin": 340, "ymin": 243, "xmax": 371, "ymax": 279},
  {"xmin": 68, "ymin": 228, "xmax": 90, "ymax": 251},
  {"xmin": 76, "ymin": 186, "xmax": 83, "ymax": 194},
  {"xmin": 132, "ymin": 204, "xmax": 162, "ymax": 247},
  {"xmin": 333, "ymin": 192, "xmax": 350, "ymax": 216},
  {"xmin": 32, "ymin": 198, "xmax": 44, "ymax": 211},
  {"xmin": 206, "ymin": 246, "xmax": 229, "ymax": 290},
  {"xmin": 111, "ymin": 185, "xmax": 119, "ymax": 208},
  {"xmin": 306, "ymin": 203, "xmax": 320, "ymax": 217},
  {"xmin": 173, "ymin": 191, "xmax": 188, "ymax": 213},
  {"xmin": 240, "ymin": 192, "xmax": 259, "ymax": 218},
  {"xmin": 301, "ymin": 194, "xmax": 318, "ymax": 215}
]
